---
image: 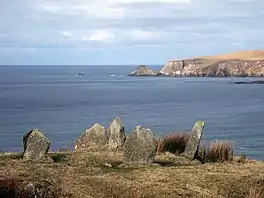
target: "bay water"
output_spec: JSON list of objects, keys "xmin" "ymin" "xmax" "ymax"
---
[{"xmin": 0, "ymin": 65, "xmax": 263, "ymax": 160}]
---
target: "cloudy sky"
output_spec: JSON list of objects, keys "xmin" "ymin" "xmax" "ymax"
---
[{"xmin": 0, "ymin": 0, "xmax": 264, "ymax": 65}]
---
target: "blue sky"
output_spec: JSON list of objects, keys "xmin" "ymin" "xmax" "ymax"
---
[{"xmin": 1, "ymin": 0, "xmax": 264, "ymax": 65}]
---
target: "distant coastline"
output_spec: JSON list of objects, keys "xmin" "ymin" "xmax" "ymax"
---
[{"xmin": 129, "ymin": 50, "xmax": 264, "ymax": 77}]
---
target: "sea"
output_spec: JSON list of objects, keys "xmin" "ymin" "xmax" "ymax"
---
[{"xmin": 0, "ymin": 65, "xmax": 264, "ymax": 160}]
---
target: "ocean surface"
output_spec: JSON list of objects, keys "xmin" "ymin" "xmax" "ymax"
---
[{"xmin": 0, "ymin": 65, "xmax": 264, "ymax": 160}]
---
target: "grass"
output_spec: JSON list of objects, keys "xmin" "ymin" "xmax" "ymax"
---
[
  {"xmin": 0, "ymin": 150, "xmax": 263, "ymax": 197},
  {"xmin": 205, "ymin": 140, "xmax": 235, "ymax": 163},
  {"xmin": 157, "ymin": 132, "xmax": 235, "ymax": 163},
  {"xmin": 248, "ymin": 187, "xmax": 264, "ymax": 198},
  {"xmin": 157, "ymin": 133, "xmax": 189, "ymax": 154}
]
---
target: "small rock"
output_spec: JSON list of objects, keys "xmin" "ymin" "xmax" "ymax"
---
[
  {"xmin": 75, "ymin": 123, "xmax": 108, "ymax": 150},
  {"xmin": 108, "ymin": 117, "xmax": 126, "ymax": 149},
  {"xmin": 123, "ymin": 126, "xmax": 157, "ymax": 165},
  {"xmin": 181, "ymin": 121, "xmax": 205, "ymax": 160},
  {"xmin": 23, "ymin": 129, "xmax": 50, "ymax": 161},
  {"xmin": 104, "ymin": 163, "xmax": 112, "ymax": 168}
]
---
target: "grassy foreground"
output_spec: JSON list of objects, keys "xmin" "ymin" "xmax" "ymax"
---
[{"xmin": 0, "ymin": 150, "xmax": 264, "ymax": 198}]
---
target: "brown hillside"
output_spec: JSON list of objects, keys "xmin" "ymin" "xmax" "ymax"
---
[{"xmin": 198, "ymin": 50, "xmax": 264, "ymax": 61}]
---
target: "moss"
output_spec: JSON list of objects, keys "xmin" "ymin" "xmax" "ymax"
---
[{"xmin": 192, "ymin": 120, "xmax": 205, "ymax": 130}]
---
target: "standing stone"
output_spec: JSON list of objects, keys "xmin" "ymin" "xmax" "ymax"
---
[
  {"xmin": 108, "ymin": 117, "xmax": 126, "ymax": 149},
  {"xmin": 181, "ymin": 120, "xmax": 205, "ymax": 160},
  {"xmin": 75, "ymin": 123, "xmax": 108, "ymax": 150},
  {"xmin": 23, "ymin": 129, "xmax": 50, "ymax": 161},
  {"xmin": 123, "ymin": 126, "xmax": 157, "ymax": 165}
]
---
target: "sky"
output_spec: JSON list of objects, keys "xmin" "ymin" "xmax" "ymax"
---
[{"xmin": 0, "ymin": 0, "xmax": 264, "ymax": 65}]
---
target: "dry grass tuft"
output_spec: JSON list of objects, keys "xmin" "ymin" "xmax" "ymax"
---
[
  {"xmin": 157, "ymin": 133, "xmax": 189, "ymax": 154},
  {"xmin": 157, "ymin": 134, "xmax": 235, "ymax": 164},
  {"xmin": 206, "ymin": 140, "xmax": 235, "ymax": 162},
  {"xmin": 248, "ymin": 187, "xmax": 264, "ymax": 198}
]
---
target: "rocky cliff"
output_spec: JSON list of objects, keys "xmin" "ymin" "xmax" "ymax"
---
[
  {"xmin": 128, "ymin": 65, "xmax": 157, "ymax": 76},
  {"xmin": 129, "ymin": 50, "xmax": 264, "ymax": 77},
  {"xmin": 160, "ymin": 59, "xmax": 264, "ymax": 77}
]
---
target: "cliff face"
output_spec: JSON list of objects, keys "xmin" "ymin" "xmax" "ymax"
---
[
  {"xmin": 160, "ymin": 59, "xmax": 264, "ymax": 77},
  {"xmin": 129, "ymin": 50, "xmax": 264, "ymax": 77}
]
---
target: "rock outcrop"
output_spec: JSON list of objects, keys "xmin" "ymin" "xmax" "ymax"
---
[
  {"xmin": 129, "ymin": 65, "xmax": 157, "ymax": 76},
  {"xmin": 129, "ymin": 50, "xmax": 264, "ymax": 77},
  {"xmin": 75, "ymin": 123, "xmax": 108, "ymax": 150},
  {"xmin": 23, "ymin": 129, "xmax": 50, "ymax": 161},
  {"xmin": 108, "ymin": 117, "xmax": 126, "ymax": 149},
  {"xmin": 181, "ymin": 121, "xmax": 205, "ymax": 160},
  {"xmin": 233, "ymin": 80, "xmax": 264, "ymax": 84},
  {"xmin": 123, "ymin": 126, "xmax": 157, "ymax": 165}
]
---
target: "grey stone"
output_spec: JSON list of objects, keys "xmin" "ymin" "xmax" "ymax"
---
[
  {"xmin": 108, "ymin": 117, "xmax": 126, "ymax": 149},
  {"xmin": 123, "ymin": 126, "xmax": 157, "ymax": 165},
  {"xmin": 155, "ymin": 152, "xmax": 202, "ymax": 166},
  {"xmin": 23, "ymin": 129, "xmax": 50, "ymax": 161},
  {"xmin": 181, "ymin": 121, "xmax": 205, "ymax": 160},
  {"xmin": 75, "ymin": 123, "xmax": 108, "ymax": 150}
]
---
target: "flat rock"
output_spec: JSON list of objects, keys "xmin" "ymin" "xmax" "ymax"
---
[
  {"xmin": 23, "ymin": 129, "xmax": 50, "ymax": 161},
  {"xmin": 181, "ymin": 121, "xmax": 205, "ymax": 160},
  {"xmin": 75, "ymin": 123, "xmax": 108, "ymax": 150},
  {"xmin": 108, "ymin": 117, "xmax": 126, "ymax": 149},
  {"xmin": 155, "ymin": 152, "xmax": 202, "ymax": 166},
  {"xmin": 123, "ymin": 126, "xmax": 157, "ymax": 165}
]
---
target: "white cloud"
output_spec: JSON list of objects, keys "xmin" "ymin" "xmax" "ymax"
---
[
  {"xmin": 61, "ymin": 31, "xmax": 72, "ymax": 37},
  {"xmin": 127, "ymin": 29, "xmax": 163, "ymax": 41},
  {"xmin": 1, "ymin": 0, "xmax": 264, "ymax": 53},
  {"xmin": 36, "ymin": 0, "xmax": 192, "ymax": 20},
  {"xmin": 88, "ymin": 30, "xmax": 115, "ymax": 42},
  {"xmin": 119, "ymin": 0, "xmax": 190, "ymax": 3}
]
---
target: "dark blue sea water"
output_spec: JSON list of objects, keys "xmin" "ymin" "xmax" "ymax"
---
[{"xmin": 0, "ymin": 65, "xmax": 264, "ymax": 160}]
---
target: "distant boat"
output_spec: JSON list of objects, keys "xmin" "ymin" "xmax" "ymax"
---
[{"xmin": 76, "ymin": 72, "xmax": 84, "ymax": 76}]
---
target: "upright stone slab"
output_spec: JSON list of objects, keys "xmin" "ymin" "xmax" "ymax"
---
[
  {"xmin": 75, "ymin": 123, "xmax": 108, "ymax": 150},
  {"xmin": 181, "ymin": 121, "xmax": 205, "ymax": 160},
  {"xmin": 23, "ymin": 129, "xmax": 50, "ymax": 161},
  {"xmin": 108, "ymin": 117, "xmax": 126, "ymax": 149},
  {"xmin": 123, "ymin": 126, "xmax": 157, "ymax": 165}
]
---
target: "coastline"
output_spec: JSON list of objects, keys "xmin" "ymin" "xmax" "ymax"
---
[{"xmin": 128, "ymin": 50, "xmax": 264, "ymax": 78}]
